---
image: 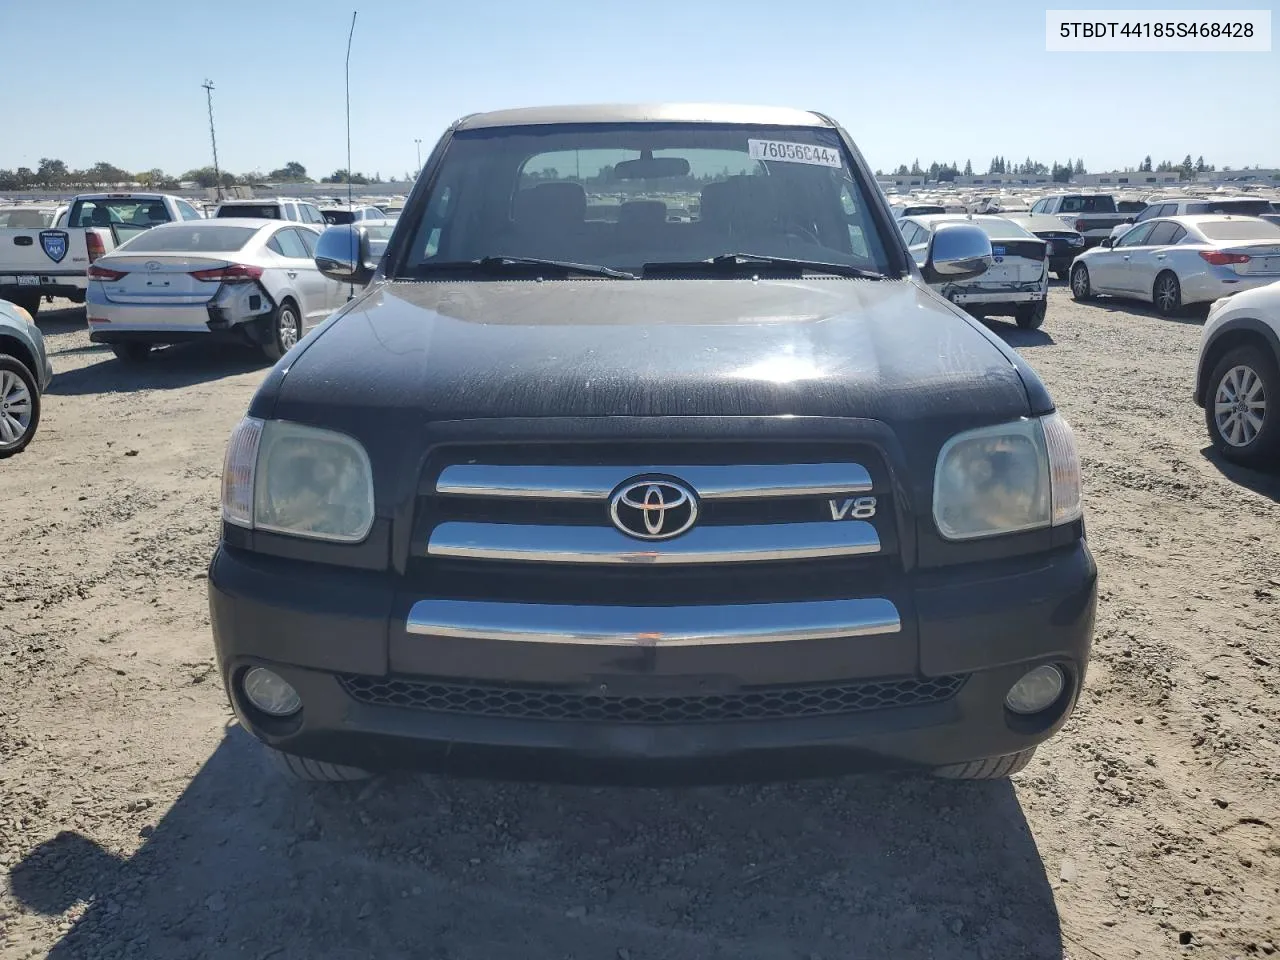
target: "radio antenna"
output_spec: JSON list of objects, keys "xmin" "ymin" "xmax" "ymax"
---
[{"xmin": 344, "ymin": 10, "xmax": 358, "ymax": 299}]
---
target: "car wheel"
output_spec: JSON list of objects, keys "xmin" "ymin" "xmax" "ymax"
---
[
  {"xmin": 111, "ymin": 342, "xmax": 152, "ymax": 363},
  {"xmin": 932, "ymin": 747, "xmax": 1037, "ymax": 780},
  {"xmin": 1015, "ymin": 300, "xmax": 1047, "ymax": 330},
  {"xmin": 266, "ymin": 746, "xmax": 372, "ymax": 783},
  {"xmin": 1070, "ymin": 264, "xmax": 1092, "ymax": 300},
  {"xmin": 1206, "ymin": 344, "xmax": 1280, "ymax": 467},
  {"xmin": 263, "ymin": 300, "xmax": 301, "ymax": 362},
  {"xmin": 1153, "ymin": 271, "xmax": 1182, "ymax": 316},
  {"xmin": 0, "ymin": 354, "xmax": 40, "ymax": 459}
]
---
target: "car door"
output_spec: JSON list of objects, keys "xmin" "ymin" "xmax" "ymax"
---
[
  {"xmin": 1111, "ymin": 222, "xmax": 1162, "ymax": 295},
  {"xmin": 293, "ymin": 227, "xmax": 348, "ymax": 319},
  {"xmin": 1122, "ymin": 220, "xmax": 1183, "ymax": 296},
  {"xmin": 267, "ymin": 227, "xmax": 330, "ymax": 324},
  {"xmin": 1090, "ymin": 222, "xmax": 1154, "ymax": 292}
]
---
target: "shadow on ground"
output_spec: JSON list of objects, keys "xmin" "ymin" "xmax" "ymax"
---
[
  {"xmin": 1200, "ymin": 445, "xmax": 1280, "ymax": 502},
  {"xmin": 1084, "ymin": 296, "xmax": 1210, "ymax": 326},
  {"xmin": 10, "ymin": 727, "xmax": 1063, "ymax": 960},
  {"xmin": 47, "ymin": 342, "xmax": 267, "ymax": 395},
  {"xmin": 32, "ymin": 305, "xmax": 88, "ymax": 338},
  {"xmin": 990, "ymin": 322, "xmax": 1055, "ymax": 348}
]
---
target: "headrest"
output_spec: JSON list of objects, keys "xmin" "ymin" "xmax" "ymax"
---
[
  {"xmin": 513, "ymin": 182, "xmax": 587, "ymax": 225},
  {"xmin": 618, "ymin": 200, "xmax": 668, "ymax": 229},
  {"xmin": 700, "ymin": 175, "xmax": 776, "ymax": 225}
]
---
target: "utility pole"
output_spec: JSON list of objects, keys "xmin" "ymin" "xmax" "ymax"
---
[
  {"xmin": 414, "ymin": 138, "xmax": 422, "ymax": 175},
  {"xmin": 201, "ymin": 79, "xmax": 222, "ymax": 201}
]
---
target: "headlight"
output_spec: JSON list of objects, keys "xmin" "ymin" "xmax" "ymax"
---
[
  {"xmin": 221, "ymin": 417, "xmax": 374, "ymax": 542},
  {"xmin": 1069, "ymin": 235, "xmax": 1085, "ymax": 247},
  {"xmin": 933, "ymin": 413, "xmax": 1082, "ymax": 541}
]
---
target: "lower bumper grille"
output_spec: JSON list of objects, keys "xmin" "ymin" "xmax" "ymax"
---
[{"xmin": 340, "ymin": 673, "xmax": 965, "ymax": 724}]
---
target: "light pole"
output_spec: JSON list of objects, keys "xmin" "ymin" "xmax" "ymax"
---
[
  {"xmin": 414, "ymin": 138, "xmax": 422, "ymax": 176},
  {"xmin": 201, "ymin": 79, "xmax": 222, "ymax": 200}
]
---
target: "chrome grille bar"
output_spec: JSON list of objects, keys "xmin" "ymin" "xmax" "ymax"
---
[
  {"xmin": 405, "ymin": 597, "xmax": 901, "ymax": 646},
  {"xmin": 435, "ymin": 463, "xmax": 872, "ymax": 500},
  {"xmin": 427, "ymin": 520, "xmax": 879, "ymax": 564}
]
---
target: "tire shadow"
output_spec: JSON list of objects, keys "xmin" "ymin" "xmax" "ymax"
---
[
  {"xmin": 10, "ymin": 727, "xmax": 1065, "ymax": 959},
  {"xmin": 1200, "ymin": 445, "xmax": 1280, "ymax": 501},
  {"xmin": 1078, "ymin": 296, "xmax": 1210, "ymax": 325},
  {"xmin": 989, "ymin": 322, "xmax": 1056, "ymax": 348}
]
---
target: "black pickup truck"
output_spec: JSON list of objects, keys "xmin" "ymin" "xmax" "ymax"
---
[{"xmin": 208, "ymin": 104, "xmax": 1096, "ymax": 785}]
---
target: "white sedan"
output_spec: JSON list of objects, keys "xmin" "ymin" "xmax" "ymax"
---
[
  {"xmin": 1195, "ymin": 280, "xmax": 1280, "ymax": 467},
  {"xmin": 85, "ymin": 219, "xmax": 349, "ymax": 363},
  {"xmin": 1069, "ymin": 215, "xmax": 1280, "ymax": 316}
]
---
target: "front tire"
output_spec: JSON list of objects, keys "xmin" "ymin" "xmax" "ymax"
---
[
  {"xmin": 933, "ymin": 747, "xmax": 1037, "ymax": 780},
  {"xmin": 266, "ymin": 746, "xmax": 372, "ymax": 783},
  {"xmin": 1015, "ymin": 300, "xmax": 1047, "ymax": 330},
  {"xmin": 111, "ymin": 342, "xmax": 152, "ymax": 363},
  {"xmin": 1070, "ymin": 263, "xmax": 1092, "ymax": 300},
  {"xmin": 262, "ymin": 301, "xmax": 301, "ymax": 362},
  {"xmin": 0, "ymin": 354, "xmax": 40, "ymax": 459},
  {"xmin": 1153, "ymin": 271, "xmax": 1182, "ymax": 316},
  {"xmin": 1205, "ymin": 344, "xmax": 1280, "ymax": 467}
]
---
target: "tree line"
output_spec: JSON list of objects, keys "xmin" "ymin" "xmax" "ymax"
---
[
  {"xmin": 0, "ymin": 158, "xmax": 389, "ymax": 191},
  {"xmin": 877, "ymin": 154, "xmax": 1223, "ymax": 183}
]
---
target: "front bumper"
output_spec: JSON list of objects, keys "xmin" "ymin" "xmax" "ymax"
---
[{"xmin": 209, "ymin": 540, "xmax": 1097, "ymax": 784}]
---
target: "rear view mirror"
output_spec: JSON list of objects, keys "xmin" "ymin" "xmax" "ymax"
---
[
  {"xmin": 315, "ymin": 225, "xmax": 376, "ymax": 285},
  {"xmin": 611, "ymin": 156, "xmax": 691, "ymax": 180},
  {"xmin": 922, "ymin": 222, "xmax": 992, "ymax": 284}
]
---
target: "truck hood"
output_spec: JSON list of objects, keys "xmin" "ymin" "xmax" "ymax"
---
[{"xmin": 268, "ymin": 276, "xmax": 1033, "ymax": 431}]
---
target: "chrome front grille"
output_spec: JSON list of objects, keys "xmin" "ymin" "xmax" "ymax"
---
[
  {"xmin": 341, "ymin": 673, "xmax": 965, "ymax": 724},
  {"xmin": 405, "ymin": 444, "xmax": 902, "ymax": 646}
]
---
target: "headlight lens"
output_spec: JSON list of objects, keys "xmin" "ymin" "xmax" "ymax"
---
[
  {"xmin": 221, "ymin": 417, "xmax": 374, "ymax": 542},
  {"xmin": 933, "ymin": 413, "xmax": 1081, "ymax": 540}
]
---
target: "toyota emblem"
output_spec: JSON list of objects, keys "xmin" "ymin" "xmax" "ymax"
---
[{"xmin": 608, "ymin": 478, "xmax": 699, "ymax": 540}]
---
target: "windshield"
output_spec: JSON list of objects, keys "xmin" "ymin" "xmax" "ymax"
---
[
  {"xmin": 1187, "ymin": 199, "xmax": 1274, "ymax": 216},
  {"xmin": 69, "ymin": 198, "xmax": 170, "ymax": 228},
  {"xmin": 0, "ymin": 208, "xmax": 56, "ymax": 228},
  {"xmin": 217, "ymin": 205, "xmax": 281, "ymax": 220},
  {"xmin": 118, "ymin": 224, "xmax": 259, "ymax": 253},
  {"xmin": 396, "ymin": 123, "xmax": 893, "ymax": 277},
  {"xmin": 1198, "ymin": 218, "xmax": 1280, "ymax": 241}
]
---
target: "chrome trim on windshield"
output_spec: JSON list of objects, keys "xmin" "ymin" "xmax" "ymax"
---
[
  {"xmin": 404, "ymin": 597, "xmax": 901, "ymax": 646},
  {"xmin": 435, "ymin": 463, "xmax": 873, "ymax": 500},
  {"xmin": 427, "ymin": 520, "xmax": 879, "ymax": 564}
]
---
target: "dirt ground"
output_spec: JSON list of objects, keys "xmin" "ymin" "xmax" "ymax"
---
[{"xmin": 1, "ymin": 287, "xmax": 1277, "ymax": 960}]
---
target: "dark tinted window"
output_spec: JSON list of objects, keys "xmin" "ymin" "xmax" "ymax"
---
[
  {"xmin": 1059, "ymin": 195, "xmax": 1116, "ymax": 213},
  {"xmin": 117, "ymin": 224, "xmax": 258, "ymax": 252},
  {"xmin": 1116, "ymin": 223, "xmax": 1155, "ymax": 247},
  {"xmin": 296, "ymin": 228, "xmax": 317, "ymax": 256},
  {"xmin": 270, "ymin": 228, "xmax": 310, "ymax": 258},
  {"xmin": 70, "ymin": 198, "xmax": 171, "ymax": 228},
  {"xmin": 1146, "ymin": 221, "xmax": 1181, "ymax": 246},
  {"xmin": 218, "ymin": 204, "xmax": 281, "ymax": 219}
]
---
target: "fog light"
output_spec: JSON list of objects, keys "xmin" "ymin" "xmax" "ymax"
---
[
  {"xmin": 1005, "ymin": 664, "xmax": 1065, "ymax": 715},
  {"xmin": 242, "ymin": 667, "xmax": 301, "ymax": 717}
]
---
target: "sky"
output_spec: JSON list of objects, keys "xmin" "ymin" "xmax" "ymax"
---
[{"xmin": 2, "ymin": 0, "xmax": 1277, "ymax": 180}]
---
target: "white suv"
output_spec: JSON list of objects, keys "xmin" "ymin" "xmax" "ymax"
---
[
  {"xmin": 213, "ymin": 198, "xmax": 327, "ymax": 228},
  {"xmin": 1195, "ymin": 281, "xmax": 1280, "ymax": 467}
]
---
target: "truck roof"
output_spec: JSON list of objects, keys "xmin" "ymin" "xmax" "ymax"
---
[
  {"xmin": 69, "ymin": 192, "xmax": 176, "ymax": 201},
  {"xmin": 454, "ymin": 103, "xmax": 831, "ymax": 131}
]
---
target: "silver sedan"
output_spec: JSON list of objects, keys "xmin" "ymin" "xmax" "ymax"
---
[
  {"xmin": 1069, "ymin": 215, "xmax": 1280, "ymax": 316},
  {"xmin": 85, "ymin": 219, "xmax": 349, "ymax": 363},
  {"xmin": 0, "ymin": 297, "xmax": 53, "ymax": 458}
]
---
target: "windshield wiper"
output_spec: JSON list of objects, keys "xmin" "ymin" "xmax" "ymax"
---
[
  {"xmin": 408, "ymin": 256, "xmax": 636, "ymax": 280},
  {"xmin": 644, "ymin": 253, "xmax": 888, "ymax": 280}
]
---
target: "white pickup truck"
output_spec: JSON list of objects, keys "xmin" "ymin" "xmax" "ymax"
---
[{"xmin": 0, "ymin": 193, "xmax": 204, "ymax": 316}]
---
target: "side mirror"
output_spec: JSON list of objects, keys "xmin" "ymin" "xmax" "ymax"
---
[
  {"xmin": 921, "ymin": 222, "xmax": 992, "ymax": 284},
  {"xmin": 315, "ymin": 225, "xmax": 376, "ymax": 285},
  {"xmin": 1101, "ymin": 236, "xmax": 1117, "ymax": 249}
]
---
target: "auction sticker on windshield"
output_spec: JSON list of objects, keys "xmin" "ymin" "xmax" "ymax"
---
[{"xmin": 748, "ymin": 139, "xmax": 843, "ymax": 168}]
